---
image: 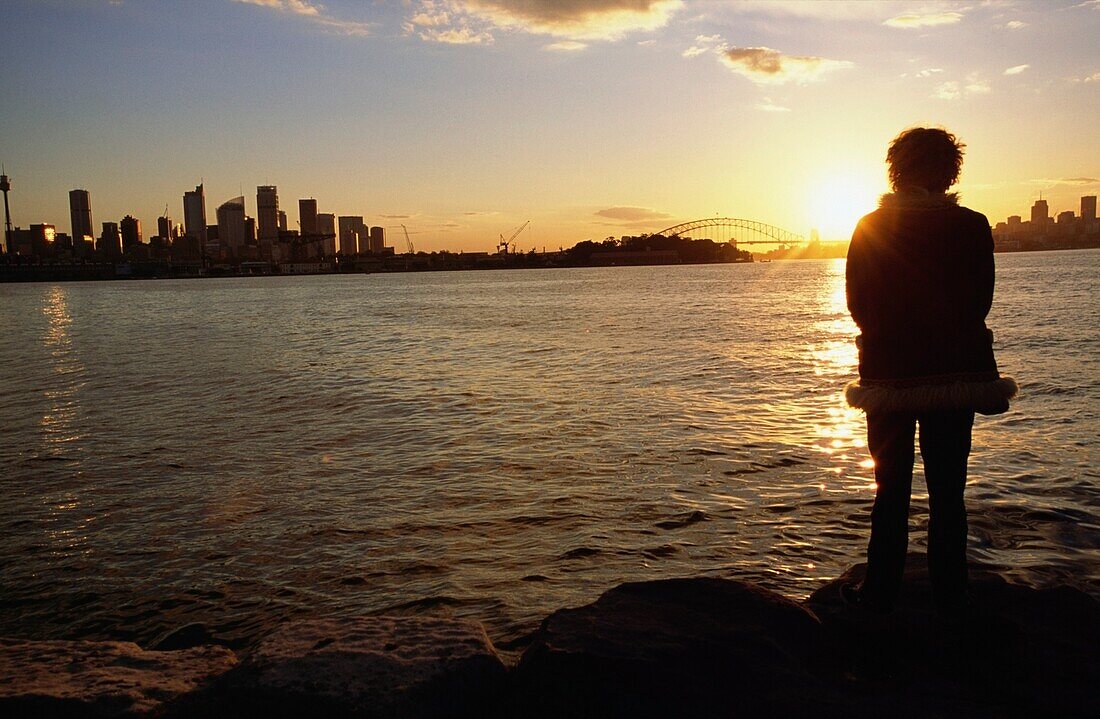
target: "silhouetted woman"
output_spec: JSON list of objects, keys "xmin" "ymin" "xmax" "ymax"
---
[{"xmin": 844, "ymin": 127, "xmax": 1016, "ymax": 615}]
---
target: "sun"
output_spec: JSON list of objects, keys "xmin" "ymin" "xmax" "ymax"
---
[{"xmin": 809, "ymin": 171, "xmax": 884, "ymax": 241}]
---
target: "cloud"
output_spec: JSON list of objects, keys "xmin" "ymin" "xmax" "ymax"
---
[
  {"xmin": 1030, "ymin": 177, "xmax": 1100, "ymax": 186},
  {"xmin": 406, "ymin": 0, "xmax": 683, "ymax": 44},
  {"xmin": 595, "ymin": 206, "xmax": 673, "ymax": 223},
  {"xmin": 934, "ymin": 73, "xmax": 991, "ymax": 100},
  {"xmin": 756, "ymin": 97, "xmax": 791, "ymax": 112},
  {"xmin": 720, "ymin": 46, "xmax": 853, "ymax": 85},
  {"xmin": 912, "ymin": 67, "xmax": 944, "ymax": 78},
  {"xmin": 380, "ymin": 214, "xmax": 415, "ymax": 219},
  {"xmin": 719, "ymin": 1, "xmax": 894, "ymax": 21},
  {"xmin": 1004, "ymin": 20, "xmax": 1027, "ymax": 29},
  {"xmin": 884, "ymin": 12, "xmax": 963, "ymax": 29},
  {"xmin": 232, "ymin": 0, "xmax": 373, "ymax": 36},
  {"xmin": 683, "ymin": 33, "xmax": 721, "ymax": 58},
  {"xmin": 544, "ymin": 40, "xmax": 588, "ymax": 51},
  {"xmin": 1004, "ymin": 64, "xmax": 1030, "ymax": 75}
]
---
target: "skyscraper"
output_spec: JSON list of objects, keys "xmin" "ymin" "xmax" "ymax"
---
[
  {"xmin": 69, "ymin": 189, "xmax": 93, "ymax": 243},
  {"xmin": 120, "ymin": 215, "xmax": 142, "ymax": 252},
  {"xmin": 158, "ymin": 213, "xmax": 172, "ymax": 241},
  {"xmin": 0, "ymin": 172, "xmax": 12, "ymax": 254},
  {"xmin": 99, "ymin": 222, "xmax": 122, "ymax": 257},
  {"xmin": 299, "ymin": 198, "xmax": 318, "ymax": 236},
  {"xmin": 216, "ymin": 196, "xmax": 248, "ymax": 256},
  {"xmin": 1030, "ymin": 198, "xmax": 1049, "ymax": 229},
  {"xmin": 278, "ymin": 210, "xmax": 288, "ymax": 233},
  {"xmin": 338, "ymin": 215, "xmax": 365, "ymax": 255},
  {"xmin": 183, "ymin": 184, "xmax": 207, "ymax": 246},
  {"xmin": 369, "ymin": 226, "xmax": 384, "ymax": 253},
  {"xmin": 257, "ymin": 186, "xmax": 279, "ymax": 257},
  {"xmin": 1082, "ymin": 196, "xmax": 1097, "ymax": 223},
  {"xmin": 316, "ymin": 213, "xmax": 336, "ymax": 256}
]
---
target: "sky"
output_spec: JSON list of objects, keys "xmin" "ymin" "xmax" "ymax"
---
[{"xmin": 1, "ymin": 0, "xmax": 1097, "ymax": 251}]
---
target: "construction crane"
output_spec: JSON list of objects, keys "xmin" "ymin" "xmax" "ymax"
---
[
  {"xmin": 401, "ymin": 224, "xmax": 414, "ymax": 254},
  {"xmin": 497, "ymin": 220, "xmax": 530, "ymax": 255}
]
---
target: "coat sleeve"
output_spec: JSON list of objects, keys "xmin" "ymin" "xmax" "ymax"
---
[
  {"xmin": 846, "ymin": 219, "xmax": 871, "ymax": 329},
  {"xmin": 975, "ymin": 220, "xmax": 995, "ymax": 321}
]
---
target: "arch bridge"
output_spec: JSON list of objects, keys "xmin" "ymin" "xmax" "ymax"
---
[{"xmin": 652, "ymin": 218, "xmax": 804, "ymax": 246}]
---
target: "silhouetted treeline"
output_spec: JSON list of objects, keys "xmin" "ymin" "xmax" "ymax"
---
[{"xmin": 564, "ymin": 234, "xmax": 751, "ymax": 265}]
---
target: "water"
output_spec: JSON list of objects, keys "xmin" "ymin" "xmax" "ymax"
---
[{"xmin": 1, "ymin": 251, "xmax": 1097, "ymax": 651}]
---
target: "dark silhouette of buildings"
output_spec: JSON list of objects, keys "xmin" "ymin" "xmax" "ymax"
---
[
  {"xmin": 0, "ymin": 172, "xmax": 11, "ymax": 254},
  {"xmin": 99, "ymin": 222, "xmax": 122, "ymax": 257},
  {"xmin": 120, "ymin": 215, "xmax": 142, "ymax": 252},
  {"xmin": 183, "ymin": 183, "xmax": 207, "ymax": 249},
  {"xmin": 69, "ymin": 189, "xmax": 93, "ymax": 244},
  {"xmin": 993, "ymin": 195, "xmax": 1099, "ymax": 251}
]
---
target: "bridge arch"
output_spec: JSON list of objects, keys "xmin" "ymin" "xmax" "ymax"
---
[{"xmin": 651, "ymin": 218, "xmax": 804, "ymax": 246}]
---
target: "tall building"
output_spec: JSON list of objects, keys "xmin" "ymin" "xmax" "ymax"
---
[
  {"xmin": 257, "ymin": 185, "xmax": 279, "ymax": 253},
  {"xmin": 1083, "ymin": 195, "xmax": 1097, "ymax": 223},
  {"xmin": 183, "ymin": 183, "xmax": 207, "ymax": 246},
  {"xmin": 369, "ymin": 226, "xmax": 385, "ymax": 253},
  {"xmin": 316, "ymin": 213, "xmax": 336, "ymax": 256},
  {"xmin": 278, "ymin": 210, "xmax": 288, "ymax": 233},
  {"xmin": 338, "ymin": 215, "xmax": 367, "ymax": 255},
  {"xmin": 120, "ymin": 215, "xmax": 142, "ymax": 252},
  {"xmin": 99, "ymin": 222, "xmax": 122, "ymax": 257},
  {"xmin": 299, "ymin": 199, "xmax": 318, "ymax": 236},
  {"xmin": 69, "ymin": 189, "xmax": 93, "ymax": 243},
  {"xmin": 217, "ymin": 196, "xmax": 248, "ymax": 256},
  {"xmin": 0, "ymin": 172, "xmax": 12, "ymax": 254},
  {"xmin": 157, "ymin": 214, "xmax": 172, "ymax": 241},
  {"xmin": 1030, "ymin": 198, "xmax": 1049, "ymax": 229}
]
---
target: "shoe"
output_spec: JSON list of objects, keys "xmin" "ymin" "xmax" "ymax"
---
[{"xmin": 840, "ymin": 583, "xmax": 891, "ymax": 614}]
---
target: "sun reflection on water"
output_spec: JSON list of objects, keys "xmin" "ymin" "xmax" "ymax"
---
[{"xmin": 807, "ymin": 259, "xmax": 871, "ymax": 490}]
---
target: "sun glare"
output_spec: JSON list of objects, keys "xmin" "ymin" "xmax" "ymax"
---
[{"xmin": 809, "ymin": 171, "xmax": 883, "ymax": 241}]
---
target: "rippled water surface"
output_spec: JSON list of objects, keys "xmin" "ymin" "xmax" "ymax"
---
[{"xmin": 1, "ymin": 251, "xmax": 1097, "ymax": 649}]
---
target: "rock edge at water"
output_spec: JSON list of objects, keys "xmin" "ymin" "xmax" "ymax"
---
[{"xmin": 1, "ymin": 555, "xmax": 1096, "ymax": 718}]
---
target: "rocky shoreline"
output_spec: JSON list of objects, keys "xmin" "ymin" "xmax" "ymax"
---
[{"xmin": 2, "ymin": 554, "xmax": 1097, "ymax": 718}]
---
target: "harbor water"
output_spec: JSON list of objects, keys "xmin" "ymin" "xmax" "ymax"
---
[{"xmin": 1, "ymin": 250, "xmax": 1096, "ymax": 649}]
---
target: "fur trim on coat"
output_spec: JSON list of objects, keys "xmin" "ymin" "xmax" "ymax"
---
[
  {"xmin": 878, "ymin": 189, "xmax": 960, "ymax": 209},
  {"xmin": 845, "ymin": 376, "xmax": 1018, "ymax": 416}
]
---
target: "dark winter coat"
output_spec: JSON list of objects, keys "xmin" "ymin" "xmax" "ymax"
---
[{"xmin": 844, "ymin": 190, "xmax": 1016, "ymax": 415}]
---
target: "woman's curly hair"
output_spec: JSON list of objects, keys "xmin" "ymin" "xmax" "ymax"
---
[{"xmin": 886, "ymin": 127, "xmax": 965, "ymax": 193}]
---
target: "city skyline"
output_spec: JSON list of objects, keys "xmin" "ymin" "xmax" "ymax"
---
[{"xmin": 1, "ymin": 1, "xmax": 1098, "ymax": 250}]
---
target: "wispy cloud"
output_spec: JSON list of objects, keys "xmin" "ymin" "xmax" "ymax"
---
[
  {"xmin": 233, "ymin": 0, "xmax": 373, "ymax": 36},
  {"xmin": 934, "ymin": 74, "xmax": 991, "ymax": 100},
  {"xmin": 544, "ymin": 40, "xmax": 588, "ymax": 52},
  {"xmin": 1004, "ymin": 20, "xmax": 1027, "ymax": 29},
  {"xmin": 884, "ymin": 12, "xmax": 963, "ymax": 29},
  {"xmin": 595, "ymin": 206, "xmax": 673, "ymax": 223},
  {"xmin": 407, "ymin": 0, "xmax": 683, "ymax": 45},
  {"xmin": 1004, "ymin": 64, "xmax": 1030, "ymax": 76},
  {"xmin": 756, "ymin": 98, "xmax": 791, "ymax": 113},
  {"xmin": 720, "ymin": 46, "xmax": 853, "ymax": 86},
  {"xmin": 1030, "ymin": 177, "xmax": 1100, "ymax": 186}
]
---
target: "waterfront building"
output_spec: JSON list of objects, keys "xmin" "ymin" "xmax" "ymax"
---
[
  {"xmin": 120, "ymin": 215, "xmax": 142, "ymax": 252},
  {"xmin": 338, "ymin": 215, "xmax": 366, "ymax": 255},
  {"xmin": 216, "ymin": 196, "xmax": 248, "ymax": 257},
  {"xmin": 1030, "ymin": 199, "xmax": 1049, "ymax": 231},
  {"xmin": 0, "ymin": 172, "xmax": 12, "ymax": 254},
  {"xmin": 1083, "ymin": 196, "xmax": 1097, "ymax": 234},
  {"xmin": 183, "ymin": 184, "xmax": 207, "ymax": 247},
  {"xmin": 157, "ymin": 214, "xmax": 172, "ymax": 242},
  {"xmin": 69, "ymin": 189, "xmax": 93, "ymax": 244},
  {"xmin": 369, "ymin": 226, "xmax": 385, "ymax": 253},
  {"xmin": 316, "ymin": 213, "xmax": 336, "ymax": 256},
  {"xmin": 278, "ymin": 210, "xmax": 288, "ymax": 233},
  {"xmin": 257, "ymin": 186, "xmax": 279, "ymax": 258},
  {"xmin": 299, "ymin": 199, "xmax": 318, "ymax": 236},
  {"xmin": 99, "ymin": 222, "xmax": 121, "ymax": 257}
]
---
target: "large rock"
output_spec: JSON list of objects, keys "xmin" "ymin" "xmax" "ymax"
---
[
  {"xmin": 514, "ymin": 577, "xmax": 840, "ymax": 718},
  {"xmin": 224, "ymin": 616, "xmax": 508, "ymax": 718},
  {"xmin": 808, "ymin": 553, "xmax": 1100, "ymax": 718},
  {"xmin": 0, "ymin": 637, "xmax": 237, "ymax": 718}
]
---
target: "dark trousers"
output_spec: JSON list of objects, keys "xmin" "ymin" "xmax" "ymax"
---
[{"xmin": 863, "ymin": 411, "xmax": 975, "ymax": 609}]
